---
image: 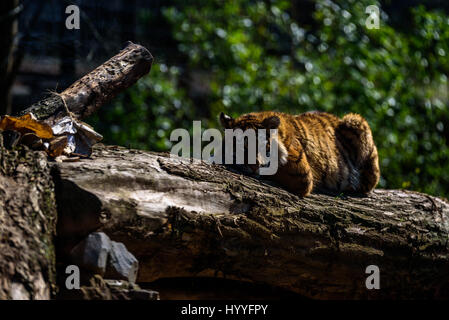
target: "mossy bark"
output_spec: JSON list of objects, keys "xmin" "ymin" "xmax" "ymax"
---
[{"xmin": 53, "ymin": 144, "xmax": 449, "ymax": 299}]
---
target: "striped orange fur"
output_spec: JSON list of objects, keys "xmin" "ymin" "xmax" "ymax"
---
[{"xmin": 219, "ymin": 111, "xmax": 380, "ymax": 197}]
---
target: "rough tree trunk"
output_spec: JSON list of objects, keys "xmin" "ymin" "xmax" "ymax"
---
[
  {"xmin": 53, "ymin": 145, "xmax": 449, "ymax": 299},
  {"xmin": 0, "ymin": 138, "xmax": 57, "ymax": 299}
]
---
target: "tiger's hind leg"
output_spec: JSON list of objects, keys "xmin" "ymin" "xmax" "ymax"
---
[
  {"xmin": 336, "ymin": 113, "xmax": 380, "ymax": 194},
  {"xmin": 357, "ymin": 145, "xmax": 380, "ymax": 194}
]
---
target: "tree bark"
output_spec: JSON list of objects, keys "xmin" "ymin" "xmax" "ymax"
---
[
  {"xmin": 18, "ymin": 42, "xmax": 153, "ymax": 125},
  {"xmin": 52, "ymin": 144, "xmax": 449, "ymax": 299},
  {"xmin": 0, "ymin": 139, "xmax": 57, "ymax": 299}
]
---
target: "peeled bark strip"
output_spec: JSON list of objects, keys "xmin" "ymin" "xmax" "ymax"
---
[
  {"xmin": 18, "ymin": 42, "xmax": 153, "ymax": 125},
  {"xmin": 52, "ymin": 144, "xmax": 449, "ymax": 299}
]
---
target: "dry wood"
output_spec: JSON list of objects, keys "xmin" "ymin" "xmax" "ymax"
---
[
  {"xmin": 52, "ymin": 144, "xmax": 449, "ymax": 299},
  {"xmin": 18, "ymin": 42, "xmax": 153, "ymax": 125}
]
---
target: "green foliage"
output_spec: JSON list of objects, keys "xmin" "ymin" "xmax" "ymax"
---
[{"xmin": 88, "ymin": 0, "xmax": 449, "ymax": 198}]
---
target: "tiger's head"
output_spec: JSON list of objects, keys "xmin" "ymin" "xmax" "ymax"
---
[{"xmin": 218, "ymin": 112, "xmax": 287, "ymax": 174}]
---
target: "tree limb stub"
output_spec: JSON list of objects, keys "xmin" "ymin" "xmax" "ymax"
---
[
  {"xmin": 53, "ymin": 144, "xmax": 449, "ymax": 299},
  {"xmin": 18, "ymin": 42, "xmax": 153, "ymax": 125}
]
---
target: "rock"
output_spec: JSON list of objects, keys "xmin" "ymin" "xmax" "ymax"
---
[
  {"xmin": 70, "ymin": 232, "xmax": 112, "ymax": 275},
  {"xmin": 105, "ymin": 241, "xmax": 139, "ymax": 283},
  {"xmin": 69, "ymin": 232, "xmax": 140, "ymax": 283},
  {"xmin": 67, "ymin": 231, "xmax": 140, "ymax": 288}
]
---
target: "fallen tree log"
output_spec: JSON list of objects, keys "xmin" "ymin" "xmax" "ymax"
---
[{"xmin": 52, "ymin": 144, "xmax": 449, "ymax": 299}]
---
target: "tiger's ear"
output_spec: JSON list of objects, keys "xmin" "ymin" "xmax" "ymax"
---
[
  {"xmin": 219, "ymin": 112, "xmax": 234, "ymax": 128},
  {"xmin": 262, "ymin": 116, "xmax": 280, "ymax": 129}
]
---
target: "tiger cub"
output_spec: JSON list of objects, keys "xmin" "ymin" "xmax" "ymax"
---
[{"xmin": 219, "ymin": 110, "xmax": 380, "ymax": 197}]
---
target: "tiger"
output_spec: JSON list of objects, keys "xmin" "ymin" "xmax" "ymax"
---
[{"xmin": 219, "ymin": 110, "xmax": 380, "ymax": 197}]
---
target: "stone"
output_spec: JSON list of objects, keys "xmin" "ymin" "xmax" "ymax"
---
[
  {"xmin": 105, "ymin": 241, "xmax": 139, "ymax": 283},
  {"xmin": 70, "ymin": 232, "xmax": 112, "ymax": 274}
]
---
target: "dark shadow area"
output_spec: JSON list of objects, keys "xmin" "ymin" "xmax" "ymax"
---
[{"xmin": 140, "ymin": 277, "xmax": 306, "ymax": 300}]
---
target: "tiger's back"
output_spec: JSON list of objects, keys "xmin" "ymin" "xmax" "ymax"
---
[{"xmin": 286, "ymin": 111, "xmax": 379, "ymax": 194}]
